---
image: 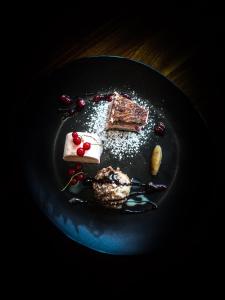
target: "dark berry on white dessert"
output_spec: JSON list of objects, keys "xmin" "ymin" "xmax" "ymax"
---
[
  {"xmin": 154, "ymin": 122, "xmax": 166, "ymax": 136},
  {"xmin": 77, "ymin": 147, "xmax": 85, "ymax": 157},
  {"xmin": 59, "ymin": 94, "xmax": 73, "ymax": 105},
  {"xmin": 83, "ymin": 142, "xmax": 91, "ymax": 150}
]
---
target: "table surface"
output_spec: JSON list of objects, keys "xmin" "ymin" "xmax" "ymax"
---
[{"xmin": 16, "ymin": 12, "xmax": 224, "ymax": 132}]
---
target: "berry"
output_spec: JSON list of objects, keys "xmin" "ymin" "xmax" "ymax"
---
[
  {"xmin": 77, "ymin": 98, "xmax": 86, "ymax": 109},
  {"xmin": 67, "ymin": 168, "xmax": 76, "ymax": 176},
  {"xmin": 72, "ymin": 131, "xmax": 78, "ymax": 139},
  {"xmin": 75, "ymin": 162, "xmax": 83, "ymax": 171},
  {"xmin": 154, "ymin": 122, "xmax": 166, "ymax": 136},
  {"xmin": 106, "ymin": 94, "xmax": 114, "ymax": 102},
  {"xmin": 70, "ymin": 178, "xmax": 78, "ymax": 185},
  {"xmin": 59, "ymin": 94, "xmax": 72, "ymax": 105},
  {"xmin": 75, "ymin": 173, "xmax": 85, "ymax": 181},
  {"xmin": 73, "ymin": 136, "xmax": 81, "ymax": 145},
  {"xmin": 83, "ymin": 142, "xmax": 91, "ymax": 150},
  {"xmin": 77, "ymin": 147, "xmax": 85, "ymax": 156},
  {"xmin": 92, "ymin": 94, "xmax": 104, "ymax": 102}
]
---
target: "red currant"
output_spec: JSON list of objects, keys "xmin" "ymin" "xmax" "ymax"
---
[
  {"xmin": 59, "ymin": 94, "xmax": 72, "ymax": 105},
  {"xmin": 154, "ymin": 122, "xmax": 166, "ymax": 136},
  {"xmin": 72, "ymin": 132, "xmax": 78, "ymax": 139},
  {"xmin": 77, "ymin": 98, "xmax": 86, "ymax": 109},
  {"xmin": 75, "ymin": 173, "xmax": 85, "ymax": 181},
  {"xmin": 77, "ymin": 147, "xmax": 85, "ymax": 156},
  {"xmin": 70, "ymin": 178, "xmax": 78, "ymax": 185},
  {"xmin": 106, "ymin": 94, "xmax": 114, "ymax": 102},
  {"xmin": 83, "ymin": 142, "xmax": 91, "ymax": 150},
  {"xmin": 67, "ymin": 168, "xmax": 76, "ymax": 176},
  {"xmin": 73, "ymin": 136, "xmax": 81, "ymax": 145},
  {"xmin": 92, "ymin": 95, "xmax": 104, "ymax": 102}
]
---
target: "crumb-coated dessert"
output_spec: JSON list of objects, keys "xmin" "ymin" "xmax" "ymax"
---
[{"xmin": 92, "ymin": 166, "xmax": 131, "ymax": 208}]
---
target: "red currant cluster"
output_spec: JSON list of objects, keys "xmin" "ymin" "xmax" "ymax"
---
[
  {"xmin": 59, "ymin": 95, "xmax": 86, "ymax": 109},
  {"xmin": 92, "ymin": 94, "xmax": 114, "ymax": 102},
  {"xmin": 67, "ymin": 162, "xmax": 85, "ymax": 186},
  {"xmin": 72, "ymin": 131, "xmax": 91, "ymax": 157}
]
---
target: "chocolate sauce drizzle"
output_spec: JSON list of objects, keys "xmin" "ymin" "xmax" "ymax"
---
[
  {"xmin": 84, "ymin": 171, "xmax": 167, "ymax": 195},
  {"xmin": 68, "ymin": 171, "xmax": 167, "ymax": 213}
]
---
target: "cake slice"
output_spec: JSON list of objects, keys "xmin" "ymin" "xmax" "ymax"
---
[
  {"xmin": 63, "ymin": 132, "xmax": 103, "ymax": 164},
  {"xmin": 106, "ymin": 92, "xmax": 149, "ymax": 132}
]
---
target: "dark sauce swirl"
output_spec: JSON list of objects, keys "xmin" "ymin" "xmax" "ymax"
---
[
  {"xmin": 84, "ymin": 172, "xmax": 167, "ymax": 195},
  {"xmin": 69, "ymin": 171, "xmax": 167, "ymax": 213}
]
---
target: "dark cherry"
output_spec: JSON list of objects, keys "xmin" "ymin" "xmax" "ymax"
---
[
  {"xmin": 59, "ymin": 94, "xmax": 72, "ymax": 105},
  {"xmin": 154, "ymin": 122, "xmax": 166, "ymax": 136},
  {"xmin": 77, "ymin": 98, "xmax": 86, "ymax": 109}
]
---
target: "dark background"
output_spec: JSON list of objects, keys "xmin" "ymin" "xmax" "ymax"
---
[{"xmin": 10, "ymin": 2, "xmax": 224, "ymax": 288}]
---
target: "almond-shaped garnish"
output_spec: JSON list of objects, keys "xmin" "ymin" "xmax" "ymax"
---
[{"xmin": 151, "ymin": 145, "xmax": 162, "ymax": 175}]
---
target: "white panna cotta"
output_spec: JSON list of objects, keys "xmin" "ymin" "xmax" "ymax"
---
[{"xmin": 63, "ymin": 132, "xmax": 103, "ymax": 164}]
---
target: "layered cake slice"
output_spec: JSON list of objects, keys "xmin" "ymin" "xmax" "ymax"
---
[{"xmin": 106, "ymin": 92, "xmax": 149, "ymax": 132}]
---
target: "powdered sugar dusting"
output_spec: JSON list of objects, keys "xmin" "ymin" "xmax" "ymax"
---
[{"xmin": 84, "ymin": 91, "xmax": 161, "ymax": 160}]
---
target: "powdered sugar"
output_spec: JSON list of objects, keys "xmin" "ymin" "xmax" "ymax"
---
[{"xmin": 84, "ymin": 92, "xmax": 161, "ymax": 160}]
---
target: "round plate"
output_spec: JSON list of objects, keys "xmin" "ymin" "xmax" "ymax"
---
[{"xmin": 21, "ymin": 56, "xmax": 211, "ymax": 255}]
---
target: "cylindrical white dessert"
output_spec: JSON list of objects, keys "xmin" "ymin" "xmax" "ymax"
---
[{"xmin": 63, "ymin": 132, "xmax": 103, "ymax": 164}]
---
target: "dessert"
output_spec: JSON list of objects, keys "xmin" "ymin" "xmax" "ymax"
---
[
  {"xmin": 106, "ymin": 92, "xmax": 149, "ymax": 132},
  {"xmin": 151, "ymin": 145, "xmax": 162, "ymax": 175},
  {"xmin": 63, "ymin": 132, "xmax": 103, "ymax": 163},
  {"xmin": 92, "ymin": 166, "xmax": 131, "ymax": 208}
]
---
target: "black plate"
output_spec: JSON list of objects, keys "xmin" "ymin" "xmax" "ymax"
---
[{"xmin": 21, "ymin": 56, "xmax": 211, "ymax": 255}]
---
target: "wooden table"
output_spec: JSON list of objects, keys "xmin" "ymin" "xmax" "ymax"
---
[{"xmin": 16, "ymin": 12, "xmax": 224, "ymax": 135}]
